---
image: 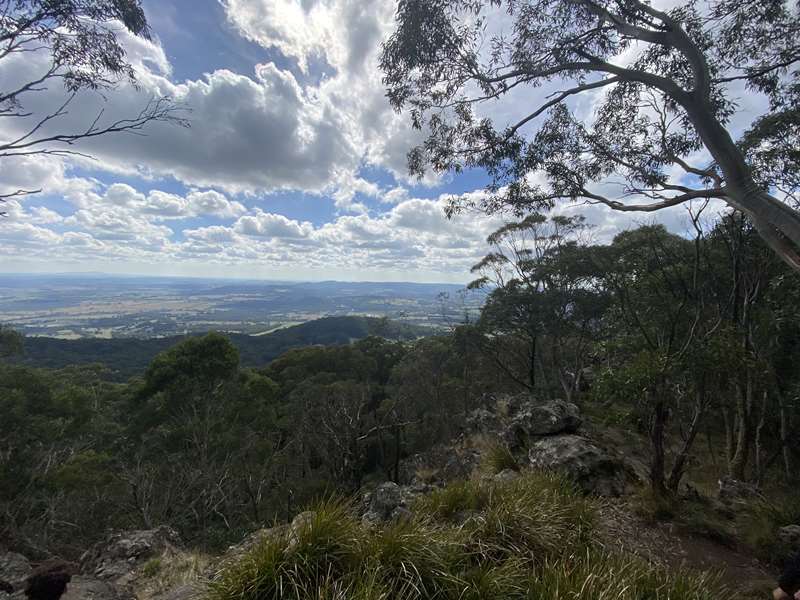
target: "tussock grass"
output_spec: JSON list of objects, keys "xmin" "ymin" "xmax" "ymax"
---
[
  {"xmin": 206, "ymin": 472, "xmax": 723, "ymax": 600},
  {"xmin": 739, "ymin": 495, "xmax": 800, "ymax": 562},
  {"xmin": 527, "ymin": 551, "xmax": 723, "ymax": 600},
  {"xmin": 482, "ymin": 443, "xmax": 520, "ymax": 474},
  {"xmin": 137, "ymin": 550, "xmax": 210, "ymax": 599}
]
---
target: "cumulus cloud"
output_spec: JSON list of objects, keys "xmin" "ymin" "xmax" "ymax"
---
[{"xmin": 234, "ymin": 209, "xmax": 313, "ymax": 239}]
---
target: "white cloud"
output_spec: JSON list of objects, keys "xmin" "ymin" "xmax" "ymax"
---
[
  {"xmin": 187, "ymin": 190, "xmax": 246, "ymax": 218},
  {"xmin": 28, "ymin": 206, "xmax": 64, "ymax": 224},
  {"xmin": 234, "ymin": 209, "xmax": 313, "ymax": 239}
]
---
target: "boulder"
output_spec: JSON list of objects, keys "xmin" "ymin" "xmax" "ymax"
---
[
  {"xmin": 778, "ymin": 525, "xmax": 800, "ymax": 548},
  {"xmin": 0, "ymin": 553, "xmax": 31, "ymax": 592},
  {"xmin": 465, "ymin": 407, "xmax": 502, "ymax": 435},
  {"xmin": 61, "ymin": 576, "xmax": 131, "ymax": 600},
  {"xmin": 287, "ymin": 511, "xmax": 316, "ymax": 550},
  {"xmin": 505, "ymin": 399, "xmax": 582, "ymax": 447},
  {"xmin": 81, "ymin": 526, "xmax": 181, "ymax": 588},
  {"xmin": 362, "ymin": 482, "xmax": 404, "ymax": 524},
  {"xmin": 528, "ymin": 435, "xmax": 626, "ymax": 496}
]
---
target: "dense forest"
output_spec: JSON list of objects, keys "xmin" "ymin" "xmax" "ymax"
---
[
  {"xmin": 8, "ymin": 316, "xmax": 430, "ymax": 380},
  {"xmin": 2, "ymin": 215, "xmax": 798, "ymax": 565}
]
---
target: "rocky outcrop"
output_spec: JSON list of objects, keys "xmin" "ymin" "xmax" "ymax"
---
[
  {"xmin": 81, "ymin": 526, "xmax": 181, "ymax": 588},
  {"xmin": 60, "ymin": 576, "xmax": 129, "ymax": 600},
  {"xmin": 505, "ymin": 399, "xmax": 582, "ymax": 447},
  {"xmin": 528, "ymin": 435, "xmax": 627, "ymax": 497},
  {"xmin": 361, "ymin": 481, "xmax": 430, "ymax": 524}
]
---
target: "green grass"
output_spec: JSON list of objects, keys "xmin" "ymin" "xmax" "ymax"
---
[
  {"xmin": 206, "ymin": 472, "xmax": 724, "ymax": 600},
  {"xmin": 483, "ymin": 443, "xmax": 520, "ymax": 474},
  {"xmin": 739, "ymin": 495, "xmax": 800, "ymax": 562}
]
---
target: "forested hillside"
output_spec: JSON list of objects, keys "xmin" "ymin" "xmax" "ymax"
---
[
  {"xmin": 9, "ymin": 316, "xmax": 430, "ymax": 380},
  {"xmin": 1, "ymin": 220, "xmax": 799, "ymax": 600}
]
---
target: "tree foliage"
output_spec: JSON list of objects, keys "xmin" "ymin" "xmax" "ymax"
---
[
  {"xmin": 381, "ymin": 0, "xmax": 800, "ymax": 271},
  {"xmin": 0, "ymin": 0, "xmax": 188, "ymax": 205}
]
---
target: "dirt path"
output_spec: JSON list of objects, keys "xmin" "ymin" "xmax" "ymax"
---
[{"xmin": 597, "ymin": 500, "xmax": 776, "ymax": 599}]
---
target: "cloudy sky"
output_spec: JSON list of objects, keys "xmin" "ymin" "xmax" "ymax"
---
[{"xmin": 0, "ymin": 0, "xmax": 757, "ymax": 283}]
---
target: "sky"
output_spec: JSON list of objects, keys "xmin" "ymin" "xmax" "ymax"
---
[{"xmin": 0, "ymin": 0, "xmax": 765, "ymax": 283}]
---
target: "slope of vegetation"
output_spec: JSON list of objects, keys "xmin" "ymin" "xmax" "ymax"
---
[
  {"xmin": 208, "ymin": 473, "xmax": 720, "ymax": 600},
  {"xmin": 1, "ymin": 219, "xmax": 798, "ymax": 598}
]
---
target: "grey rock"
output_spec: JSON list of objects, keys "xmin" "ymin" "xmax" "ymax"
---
[
  {"xmin": 528, "ymin": 435, "xmax": 626, "ymax": 496},
  {"xmin": 0, "ymin": 553, "xmax": 31, "ymax": 591},
  {"xmin": 61, "ymin": 575, "xmax": 132, "ymax": 600},
  {"xmin": 287, "ymin": 511, "xmax": 316, "ymax": 551},
  {"xmin": 492, "ymin": 469, "xmax": 520, "ymax": 483},
  {"xmin": 778, "ymin": 525, "xmax": 800, "ymax": 547},
  {"xmin": 363, "ymin": 482, "xmax": 405, "ymax": 524},
  {"xmin": 506, "ymin": 399, "xmax": 582, "ymax": 447},
  {"xmin": 81, "ymin": 526, "xmax": 181, "ymax": 588},
  {"xmin": 466, "ymin": 408, "xmax": 501, "ymax": 435}
]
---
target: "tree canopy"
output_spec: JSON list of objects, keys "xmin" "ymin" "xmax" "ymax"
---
[{"xmin": 381, "ymin": 0, "xmax": 800, "ymax": 272}]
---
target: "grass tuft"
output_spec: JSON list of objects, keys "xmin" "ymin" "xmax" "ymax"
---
[
  {"xmin": 206, "ymin": 472, "xmax": 723, "ymax": 600},
  {"xmin": 483, "ymin": 443, "xmax": 520, "ymax": 474},
  {"xmin": 739, "ymin": 495, "xmax": 800, "ymax": 562}
]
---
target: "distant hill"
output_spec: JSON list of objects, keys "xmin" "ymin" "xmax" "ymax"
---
[{"xmin": 13, "ymin": 316, "xmax": 431, "ymax": 380}]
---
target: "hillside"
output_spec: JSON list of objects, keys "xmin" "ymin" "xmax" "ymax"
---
[{"xmin": 12, "ymin": 316, "xmax": 429, "ymax": 379}]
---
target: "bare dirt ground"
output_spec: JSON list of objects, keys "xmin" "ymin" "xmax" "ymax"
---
[{"xmin": 597, "ymin": 500, "xmax": 776, "ymax": 599}]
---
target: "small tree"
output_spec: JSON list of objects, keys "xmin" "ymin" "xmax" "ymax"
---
[
  {"xmin": 470, "ymin": 213, "xmax": 605, "ymax": 400},
  {"xmin": 0, "ymin": 0, "xmax": 187, "ymax": 205},
  {"xmin": 0, "ymin": 325, "xmax": 22, "ymax": 358},
  {"xmin": 381, "ymin": 0, "xmax": 800, "ymax": 271}
]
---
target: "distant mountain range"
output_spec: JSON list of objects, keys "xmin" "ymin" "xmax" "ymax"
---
[{"xmin": 12, "ymin": 316, "xmax": 431, "ymax": 380}]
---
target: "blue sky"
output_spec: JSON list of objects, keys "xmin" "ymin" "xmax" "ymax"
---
[{"xmin": 0, "ymin": 0, "xmax": 743, "ymax": 282}]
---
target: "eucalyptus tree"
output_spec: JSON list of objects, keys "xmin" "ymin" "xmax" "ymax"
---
[
  {"xmin": 469, "ymin": 213, "xmax": 604, "ymax": 399},
  {"xmin": 0, "ymin": 0, "xmax": 187, "ymax": 203},
  {"xmin": 381, "ymin": 0, "xmax": 800, "ymax": 271}
]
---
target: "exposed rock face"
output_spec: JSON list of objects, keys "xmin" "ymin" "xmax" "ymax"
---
[
  {"xmin": 361, "ymin": 480, "xmax": 434, "ymax": 524},
  {"xmin": 505, "ymin": 399, "xmax": 582, "ymax": 447},
  {"xmin": 528, "ymin": 435, "xmax": 627, "ymax": 496},
  {"xmin": 81, "ymin": 526, "xmax": 181, "ymax": 588}
]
